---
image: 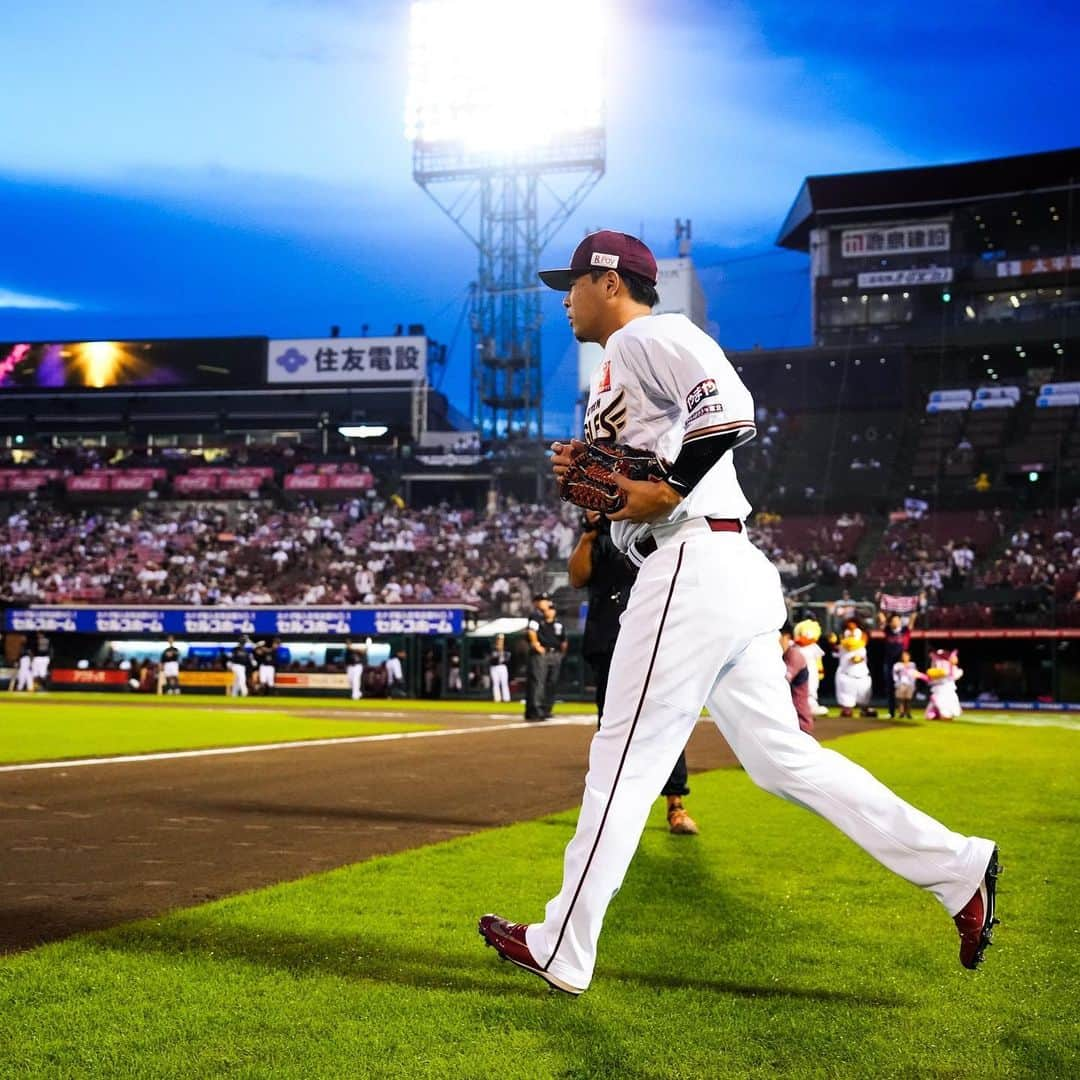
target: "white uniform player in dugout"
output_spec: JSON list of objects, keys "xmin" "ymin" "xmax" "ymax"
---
[{"xmin": 479, "ymin": 230, "xmax": 1000, "ymax": 994}]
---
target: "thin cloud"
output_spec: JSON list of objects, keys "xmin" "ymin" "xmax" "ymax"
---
[
  {"xmin": 247, "ymin": 41, "xmax": 385, "ymax": 65},
  {"xmin": 0, "ymin": 287, "xmax": 78, "ymax": 311}
]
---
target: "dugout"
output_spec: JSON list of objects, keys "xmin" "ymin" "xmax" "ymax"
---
[{"xmin": 0, "ymin": 604, "xmax": 476, "ymax": 700}]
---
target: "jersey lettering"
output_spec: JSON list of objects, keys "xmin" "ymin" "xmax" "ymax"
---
[
  {"xmin": 687, "ymin": 403, "xmax": 727, "ymax": 425},
  {"xmin": 686, "ymin": 378, "xmax": 719, "ymax": 412},
  {"xmin": 585, "ymin": 390, "xmax": 627, "ymax": 442}
]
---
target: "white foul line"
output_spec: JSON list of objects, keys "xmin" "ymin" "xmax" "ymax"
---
[{"xmin": 0, "ymin": 716, "xmax": 598, "ymax": 775}]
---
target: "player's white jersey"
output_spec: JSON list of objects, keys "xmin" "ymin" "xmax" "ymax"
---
[{"xmin": 583, "ymin": 313, "xmax": 756, "ymax": 552}]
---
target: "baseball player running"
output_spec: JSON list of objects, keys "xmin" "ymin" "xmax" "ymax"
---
[{"xmin": 479, "ymin": 230, "xmax": 999, "ymax": 994}]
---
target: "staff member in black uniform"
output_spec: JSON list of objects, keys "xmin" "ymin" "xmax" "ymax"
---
[
  {"xmin": 524, "ymin": 595, "xmax": 566, "ymax": 721},
  {"xmin": 160, "ymin": 636, "xmax": 182, "ymax": 695},
  {"xmin": 569, "ymin": 510, "xmax": 699, "ymax": 835}
]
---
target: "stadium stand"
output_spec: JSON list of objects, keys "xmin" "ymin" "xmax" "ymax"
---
[
  {"xmin": 748, "ymin": 512, "xmax": 868, "ymax": 586},
  {"xmin": 865, "ymin": 510, "xmax": 1004, "ymax": 594},
  {"xmin": 0, "ymin": 497, "xmax": 576, "ymax": 616}
]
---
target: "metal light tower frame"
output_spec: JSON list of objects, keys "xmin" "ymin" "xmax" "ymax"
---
[{"xmin": 412, "ymin": 134, "xmax": 605, "ymax": 438}]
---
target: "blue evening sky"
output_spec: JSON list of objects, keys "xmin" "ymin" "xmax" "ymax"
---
[{"xmin": 2, "ymin": 0, "xmax": 1078, "ymax": 432}]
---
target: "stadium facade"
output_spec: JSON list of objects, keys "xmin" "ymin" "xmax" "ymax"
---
[{"xmin": 1, "ymin": 149, "xmax": 1078, "ymax": 703}]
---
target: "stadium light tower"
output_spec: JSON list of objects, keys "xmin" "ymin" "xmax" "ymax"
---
[{"xmin": 406, "ymin": 0, "xmax": 607, "ymax": 438}]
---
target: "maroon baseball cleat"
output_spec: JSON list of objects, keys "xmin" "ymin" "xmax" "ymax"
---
[
  {"xmin": 477, "ymin": 914, "xmax": 583, "ymax": 995},
  {"xmin": 954, "ymin": 847, "xmax": 1000, "ymax": 970}
]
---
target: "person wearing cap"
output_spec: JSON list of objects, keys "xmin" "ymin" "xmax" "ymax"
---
[
  {"xmin": 488, "ymin": 633, "xmax": 512, "ymax": 703},
  {"xmin": 524, "ymin": 594, "xmax": 566, "ymax": 721},
  {"xmin": 228, "ymin": 637, "xmax": 251, "ymax": 698},
  {"xmin": 478, "ymin": 230, "xmax": 1000, "ymax": 994}
]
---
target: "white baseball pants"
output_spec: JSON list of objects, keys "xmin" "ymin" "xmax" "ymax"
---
[
  {"xmin": 490, "ymin": 664, "xmax": 510, "ymax": 702},
  {"xmin": 230, "ymin": 664, "xmax": 248, "ymax": 697},
  {"xmin": 348, "ymin": 664, "xmax": 364, "ymax": 699},
  {"xmin": 526, "ymin": 519, "xmax": 995, "ymax": 992}
]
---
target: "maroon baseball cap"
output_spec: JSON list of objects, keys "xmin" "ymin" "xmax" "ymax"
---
[{"xmin": 538, "ymin": 230, "xmax": 658, "ymax": 291}]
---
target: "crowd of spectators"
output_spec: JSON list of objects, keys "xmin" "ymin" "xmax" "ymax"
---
[
  {"xmin": 974, "ymin": 506, "xmax": 1080, "ymax": 602},
  {"xmin": 3, "ymin": 456, "xmax": 1079, "ymax": 627},
  {"xmin": 747, "ymin": 510, "xmax": 867, "ymax": 587},
  {"xmin": 1, "ymin": 496, "xmax": 577, "ymax": 616},
  {"xmin": 864, "ymin": 503, "xmax": 1080, "ymax": 627},
  {"xmin": 865, "ymin": 509, "xmax": 1006, "ymax": 597}
]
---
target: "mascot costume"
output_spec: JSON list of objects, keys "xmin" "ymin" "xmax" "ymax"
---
[
  {"xmin": 794, "ymin": 618, "xmax": 828, "ymax": 717},
  {"xmin": 832, "ymin": 618, "xmax": 877, "ymax": 718},
  {"xmin": 923, "ymin": 648, "xmax": 963, "ymax": 720}
]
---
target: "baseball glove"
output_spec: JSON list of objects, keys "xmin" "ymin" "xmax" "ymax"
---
[{"xmin": 558, "ymin": 440, "xmax": 667, "ymax": 514}]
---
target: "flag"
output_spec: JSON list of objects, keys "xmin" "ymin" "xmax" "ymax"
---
[{"xmin": 881, "ymin": 593, "xmax": 919, "ymax": 614}]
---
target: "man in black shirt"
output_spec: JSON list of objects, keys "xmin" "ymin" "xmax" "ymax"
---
[
  {"xmin": 160, "ymin": 636, "xmax": 181, "ymax": 695},
  {"xmin": 878, "ymin": 609, "xmax": 916, "ymax": 718},
  {"xmin": 570, "ymin": 511, "xmax": 699, "ymax": 834},
  {"xmin": 525, "ymin": 595, "xmax": 567, "ymax": 721}
]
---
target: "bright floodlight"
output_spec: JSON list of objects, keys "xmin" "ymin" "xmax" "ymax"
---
[
  {"xmin": 338, "ymin": 424, "xmax": 389, "ymax": 438},
  {"xmin": 406, "ymin": 0, "xmax": 607, "ymax": 155}
]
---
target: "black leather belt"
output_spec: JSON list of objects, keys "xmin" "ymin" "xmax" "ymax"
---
[{"xmin": 627, "ymin": 517, "xmax": 742, "ymax": 568}]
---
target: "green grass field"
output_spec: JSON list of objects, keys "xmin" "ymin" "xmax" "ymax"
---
[
  {"xmin": 5, "ymin": 690, "xmax": 595, "ymax": 714},
  {"xmin": 1, "ymin": 720, "xmax": 1076, "ymax": 1078},
  {"xmin": 0, "ymin": 699, "xmax": 442, "ymax": 764},
  {"xmin": 0, "ymin": 693, "xmax": 595, "ymax": 765}
]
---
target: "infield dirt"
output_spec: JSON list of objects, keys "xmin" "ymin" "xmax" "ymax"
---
[{"xmin": 0, "ymin": 710, "xmax": 885, "ymax": 953}]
